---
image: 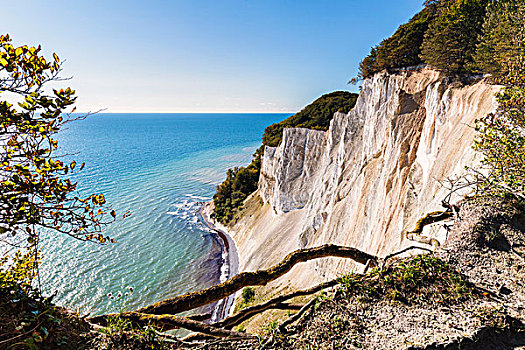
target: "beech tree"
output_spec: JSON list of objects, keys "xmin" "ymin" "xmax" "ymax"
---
[
  {"xmin": 0, "ymin": 34, "xmax": 116, "ymax": 287},
  {"xmin": 472, "ymin": 0, "xmax": 525, "ymax": 197}
]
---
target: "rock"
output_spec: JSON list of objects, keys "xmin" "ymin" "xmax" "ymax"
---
[{"xmin": 231, "ymin": 68, "xmax": 500, "ymax": 288}]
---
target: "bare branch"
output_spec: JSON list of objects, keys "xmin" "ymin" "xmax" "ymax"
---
[{"xmin": 130, "ymin": 244, "xmax": 377, "ymax": 316}]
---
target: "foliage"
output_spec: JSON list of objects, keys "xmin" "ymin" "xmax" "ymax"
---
[
  {"xmin": 356, "ymin": 5, "xmax": 436, "ymax": 80},
  {"xmin": 473, "ymin": 89, "xmax": 525, "ymax": 197},
  {"xmin": 212, "ymin": 91, "xmax": 357, "ymax": 224},
  {"xmin": 213, "ymin": 164, "xmax": 259, "ymax": 224},
  {"xmin": 241, "ymin": 286, "xmax": 255, "ymax": 304},
  {"xmin": 0, "ymin": 34, "xmax": 117, "ymax": 287},
  {"xmin": 472, "ymin": 0, "xmax": 525, "ymax": 198},
  {"xmin": 471, "ymin": 0, "xmax": 525, "ymax": 82},
  {"xmin": 338, "ymin": 255, "xmax": 475, "ymax": 305},
  {"xmin": 356, "ymin": 0, "xmax": 491, "ymax": 79},
  {"xmin": 0, "ymin": 248, "xmax": 38, "ymax": 290},
  {"xmin": 262, "ymin": 91, "xmax": 358, "ymax": 147},
  {"xmin": 420, "ymin": 0, "xmax": 490, "ymax": 75},
  {"xmin": 0, "ymin": 281, "xmax": 91, "ymax": 349}
]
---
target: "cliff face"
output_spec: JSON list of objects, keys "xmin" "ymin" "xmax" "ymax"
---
[{"xmin": 229, "ymin": 68, "xmax": 499, "ymax": 287}]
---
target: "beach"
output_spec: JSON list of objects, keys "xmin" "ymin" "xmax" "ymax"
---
[{"xmin": 197, "ymin": 202, "xmax": 240, "ymax": 321}]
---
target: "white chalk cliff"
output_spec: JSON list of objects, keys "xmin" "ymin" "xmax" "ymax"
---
[{"xmin": 227, "ymin": 68, "xmax": 500, "ymax": 291}]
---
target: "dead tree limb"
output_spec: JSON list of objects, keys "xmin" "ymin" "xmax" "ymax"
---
[
  {"xmin": 104, "ymin": 312, "xmax": 253, "ymax": 339},
  {"xmin": 405, "ymin": 210, "xmax": 453, "ymax": 246},
  {"xmin": 130, "ymin": 245, "xmax": 377, "ymax": 316},
  {"xmin": 214, "ymin": 278, "xmax": 340, "ymax": 329},
  {"xmin": 278, "ymin": 296, "xmax": 318, "ymax": 333}
]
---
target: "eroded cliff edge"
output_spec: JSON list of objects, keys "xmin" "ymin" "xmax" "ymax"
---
[{"xmin": 227, "ymin": 68, "xmax": 500, "ymax": 291}]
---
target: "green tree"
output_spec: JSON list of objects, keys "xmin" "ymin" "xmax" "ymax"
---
[
  {"xmin": 357, "ymin": 5, "xmax": 436, "ymax": 79},
  {"xmin": 471, "ymin": 0, "xmax": 525, "ymax": 83},
  {"xmin": 0, "ymin": 34, "xmax": 116, "ymax": 288},
  {"xmin": 472, "ymin": 1, "xmax": 525, "ymax": 197},
  {"xmin": 420, "ymin": 0, "xmax": 490, "ymax": 75}
]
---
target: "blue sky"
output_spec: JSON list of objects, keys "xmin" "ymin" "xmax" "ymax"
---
[{"xmin": 4, "ymin": 1, "xmax": 423, "ymax": 113}]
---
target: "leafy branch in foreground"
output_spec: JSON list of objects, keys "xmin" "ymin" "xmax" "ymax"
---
[{"xmin": 0, "ymin": 34, "xmax": 117, "ymax": 289}]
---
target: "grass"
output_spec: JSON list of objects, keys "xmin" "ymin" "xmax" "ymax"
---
[{"xmin": 338, "ymin": 255, "xmax": 476, "ymax": 305}]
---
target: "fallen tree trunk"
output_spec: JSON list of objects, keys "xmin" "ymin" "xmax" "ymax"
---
[
  {"xmin": 131, "ymin": 244, "xmax": 376, "ymax": 316},
  {"xmin": 214, "ymin": 278, "xmax": 341, "ymax": 329},
  {"xmin": 110, "ymin": 312, "xmax": 252, "ymax": 339}
]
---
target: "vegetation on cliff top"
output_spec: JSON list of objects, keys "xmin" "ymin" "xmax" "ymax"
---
[
  {"xmin": 212, "ymin": 91, "xmax": 358, "ymax": 224},
  {"xmin": 356, "ymin": 0, "xmax": 490, "ymax": 79},
  {"xmin": 261, "ymin": 91, "xmax": 358, "ymax": 147}
]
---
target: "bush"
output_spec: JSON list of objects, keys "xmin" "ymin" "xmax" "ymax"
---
[{"xmin": 241, "ymin": 287, "xmax": 255, "ymax": 304}]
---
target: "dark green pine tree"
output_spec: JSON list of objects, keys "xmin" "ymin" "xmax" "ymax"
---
[{"xmin": 420, "ymin": 0, "xmax": 490, "ymax": 75}]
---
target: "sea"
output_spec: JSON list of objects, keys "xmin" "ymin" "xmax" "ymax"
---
[{"xmin": 39, "ymin": 113, "xmax": 288, "ymax": 316}]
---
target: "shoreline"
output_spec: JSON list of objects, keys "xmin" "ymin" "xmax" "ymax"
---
[{"xmin": 197, "ymin": 202, "xmax": 240, "ymax": 321}]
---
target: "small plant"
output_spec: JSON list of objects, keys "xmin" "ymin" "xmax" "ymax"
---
[
  {"xmin": 263, "ymin": 320, "xmax": 279, "ymax": 336},
  {"xmin": 102, "ymin": 286, "xmax": 135, "ymax": 336},
  {"xmin": 242, "ymin": 287, "xmax": 255, "ymax": 304},
  {"xmin": 103, "ymin": 314, "xmax": 133, "ymax": 336}
]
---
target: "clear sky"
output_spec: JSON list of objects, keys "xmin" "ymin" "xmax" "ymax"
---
[{"xmin": 3, "ymin": 1, "xmax": 424, "ymax": 113}]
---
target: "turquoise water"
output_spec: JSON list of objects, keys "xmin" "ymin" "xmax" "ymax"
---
[{"xmin": 39, "ymin": 113, "xmax": 287, "ymax": 315}]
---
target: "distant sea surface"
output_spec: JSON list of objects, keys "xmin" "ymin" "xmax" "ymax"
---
[{"xmin": 40, "ymin": 113, "xmax": 288, "ymax": 315}]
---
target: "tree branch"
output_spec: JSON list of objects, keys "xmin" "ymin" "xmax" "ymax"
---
[
  {"xmin": 123, "ymin": 244, "xmax": 376, "ymax": 316},
  {"xmin": 214, "ymin": 278, "xmax": 340, "ymax": 329},
  {"xmin": 96, "ymin": 312, "xmax": 253, "ymax": 339}
]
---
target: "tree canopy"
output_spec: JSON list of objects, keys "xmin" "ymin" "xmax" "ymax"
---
[
  {"xmin": 0, "ymin": 34, "xmax": 116, "ymax": 288},
  {"xmin": 472, "ymin": 0, "xmax": 525, "ymax": 198},
  {"xmin": 357, "ymin": 6, "xmax": 436, "ymax": 79},
  {"xmin": 262, "ymin": 91, "xmax": 358, "ymax": 147},
  {"xmin": 356, "ymin": 0, "xmax": 491, "ymax": 79},
  {"xmin": 420, "ymin": 0, "xmax": 489, "ymax": 74}
]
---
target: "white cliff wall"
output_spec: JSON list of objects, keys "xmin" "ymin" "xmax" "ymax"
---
[{"xmin": 229, "ymin": 68, "xmax": 499, "ymax": 287}]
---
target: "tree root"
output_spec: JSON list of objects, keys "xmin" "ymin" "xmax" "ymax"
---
[
  {"xmin": 214, "ymin": 278, "xmax": 341, "ymax": 329},
  {"xmin": 108, "ymin": 312, "xmax": 253, "ymax": 339},
  {"xmin": 405, "ymin": 210, "xmax": 454, "ymax": 246}
]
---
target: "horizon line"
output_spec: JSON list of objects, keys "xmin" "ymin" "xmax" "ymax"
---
[{"xmin": 74, "ymin": 111, "xmax": 297, "ymax": 114}]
